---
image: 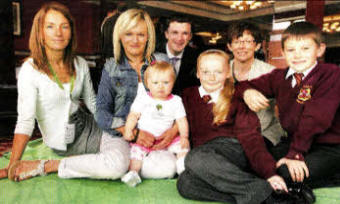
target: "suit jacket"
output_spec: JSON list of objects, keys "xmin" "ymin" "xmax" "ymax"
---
[{"xmin": 157, "ymin": 45, "xmax": 200, "ymax": 95}]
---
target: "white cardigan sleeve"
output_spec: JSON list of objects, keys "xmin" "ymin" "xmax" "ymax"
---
[
  {"xmin": 77, "ymin": 57, "xmax": 96, "ymax": 114},
  {"xmin": 14, "ymin": 60, "xmax": 38, "ymax": 137}
]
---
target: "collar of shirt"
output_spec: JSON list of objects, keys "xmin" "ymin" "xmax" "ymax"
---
[
  {"xmin": 198, "ymin": 86, "xmax": 222, "ymax": 104},
  {"xmin": 166, "ymin": 43, "xmax": 184, "ymax": 59},
  {"xmin": 285, "ymin": 62, "xmax": 317, "ymax": 87},
  {"xmin": 166, "ymin": 44, "xmax": 184, "ymax": 75},
  {"xmin": 285, "ymin": 62, "xmax": 317, "ymax": 80}
]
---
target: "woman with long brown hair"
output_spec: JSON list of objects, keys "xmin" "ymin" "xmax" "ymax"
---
[{"xmin": 0, "ymin": 1, "xmax": 129, "ymax": 181}]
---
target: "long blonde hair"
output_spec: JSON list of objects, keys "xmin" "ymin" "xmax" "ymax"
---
[
  {"xmin": 113, "ymin": 9, "xmax": 155, "ymax": 64},
  {"xmin": 29, "ymin": 1, "xmax": 76, "ymax": 75},
  {"xmin": 197, "ymin": 49, "xmax": 234, "ymax": 125}
]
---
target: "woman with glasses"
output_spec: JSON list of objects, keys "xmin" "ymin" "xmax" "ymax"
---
[{"xmin": 226, "ymin": 22, "xmax": 286, "ymax": 148}]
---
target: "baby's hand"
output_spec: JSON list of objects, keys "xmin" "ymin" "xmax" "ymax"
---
[
  {"xmin": 180, "ymin": 137, "xmax": 190, "ymax": 149},
  {"xmin": 123, "ymin": 131, "xmax": 135, "ymax": 141},
  {"xmin": 243, "ymin": 89, "xmax": 269, "ymax": 112}
]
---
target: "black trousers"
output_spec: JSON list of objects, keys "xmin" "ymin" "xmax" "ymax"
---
[
  {"xmin": 177, "ymin": 137, "xmax": 272, "ymax": 204},
  {"xmin": 268, "ymin": 138, "xmax": 340, "ymax": 188}
]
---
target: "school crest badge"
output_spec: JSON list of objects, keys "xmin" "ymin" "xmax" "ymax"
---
[{"xmin": 296, "ymin": 85, "xmax": 312, "ymax": 104}]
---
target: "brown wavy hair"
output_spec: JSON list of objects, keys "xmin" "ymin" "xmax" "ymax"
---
[
  {"xmin": 197, "ymin": 49, "xmax": 234, "ymax": 125},
  {"xmin": 29, "ymin": 1, "xmax": 76, "ymax": 75}
]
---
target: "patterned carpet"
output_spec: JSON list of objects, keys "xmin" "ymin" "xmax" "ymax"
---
[
  {"xmin": 0, "ymin": 137, "xmax": 12, "ymax": 157},
  {"xmin": 0, "ymin": 130, "xmax": 41, "ymax": 157}
]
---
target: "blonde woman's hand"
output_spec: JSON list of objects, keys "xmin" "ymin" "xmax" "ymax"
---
[
  {"xmin": 152, "ymin": 127, "xmax": 177, "ymax": 150},
  {"xmin": 137, "ymin": 130, "xmax": 155, "ymax": 148},
  {"xmin": 243, "ymin": 89, "xmax": 269, "ymax": 112}
]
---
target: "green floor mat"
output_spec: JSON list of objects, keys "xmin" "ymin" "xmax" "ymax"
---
[{"xmin": 0, "ymin": 139, "xmax": 339, "ymax": 204}]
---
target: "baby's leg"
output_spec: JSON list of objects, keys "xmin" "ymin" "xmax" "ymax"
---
[
  {"xmin": 129, "ymin": 144, "xmax": 149, "ymax": 172},
  {"xmin": 168, "ymin": 136, "xmax": 189, "ymax": 175},
  {"xmin": 129, "ymin": 159, "xmax": 143, "ymax": 172},
  {"xmin": 121, "ymin": 144, "xmax": 149, "ymax": 187}
]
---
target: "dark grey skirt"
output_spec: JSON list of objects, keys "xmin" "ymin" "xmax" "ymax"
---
[{"xmin": 53, "ymin": 106, "xmax": 102, "ymax": 156}]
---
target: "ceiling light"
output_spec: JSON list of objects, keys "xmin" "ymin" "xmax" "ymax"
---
[
  {"xmin": 323, "ymin": 14, "xmax": 340, "ymax": 33},
  {"xmin": 195, "ymin": 32, "xmax": 213, "ymax": 37},
  {"xmin": 229, "ymin": 0, "xmax": 274, "ymax": 11}
]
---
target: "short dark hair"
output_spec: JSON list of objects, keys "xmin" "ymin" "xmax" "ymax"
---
[
  {"xmin": 165, "ymin": 15, "xmax": 193, "ymax": 33},
  {"xmin": 105, "ymin": 2, "xmax": 127, "ymax": 14},
  {"xmin": 105, "ymin": 3, "xmax": 118, "ymax": 13},
  {"xmin": 227, "ymin": 22, "xmax": 262, "ymax": 44},
  {"xmin": 281, "ymin": 21, "xmax": 324, "ymax": 49}
]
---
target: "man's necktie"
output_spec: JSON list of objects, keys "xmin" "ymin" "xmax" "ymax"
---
[
  {"xmin": 294, "ymin": 73, "xmax": 304, "ymax": 86},
  {"xmin": 169, "ymin": 57, "xmax": 180, "ymax": 73},
  {"xmin": 202, "ymin": 95, "xmax": 212, "ymax": 103}
]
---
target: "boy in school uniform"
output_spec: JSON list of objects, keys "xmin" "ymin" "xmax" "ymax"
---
[{"xmin": 238, "ymin": 21, "xmax": 340, "ymax": 203}]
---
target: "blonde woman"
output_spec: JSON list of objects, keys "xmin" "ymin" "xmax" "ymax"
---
[
  {"xmin": 95, "ymin": 9, "xmax": 179, "ymax": 179},
  {"xmin": 1, "ymin": 2, "xmax": 129, "ymax": 181}
]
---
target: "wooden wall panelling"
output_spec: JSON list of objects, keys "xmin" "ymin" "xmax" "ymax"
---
[{"xmin": 14, "ymin": 0, "xmax": 101, "ymax": 56}]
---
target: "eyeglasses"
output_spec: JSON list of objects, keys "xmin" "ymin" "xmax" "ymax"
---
[{"xmin": 232, "ymin": 40, "xmax": 255, "ymax": 46}]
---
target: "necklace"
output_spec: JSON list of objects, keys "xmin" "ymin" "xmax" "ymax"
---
[{"xmin": 47, "ymin": 62, "xmax": 75, "ymax": 93}]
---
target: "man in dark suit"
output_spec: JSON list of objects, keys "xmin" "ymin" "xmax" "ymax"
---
[{"xmin": 156, "ymin": 16, "xmax": 200, "ymax": 95}]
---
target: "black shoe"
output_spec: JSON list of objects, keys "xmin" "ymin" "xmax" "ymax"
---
[
  {"xmin": 300, "ymin": 184, "xmax": 315, "ymax": 204},
  {"xmin": 288, "ymin": 183, "xmax": 315, "ymax": 204},
  {"xmin": 263, "ymin": 192, "xmax": 295, "ymax": 204}
]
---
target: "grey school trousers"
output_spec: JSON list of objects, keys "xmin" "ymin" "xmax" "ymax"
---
[{"xmin": 177, "ymin": 137, "xmax": 273, "ymax": 204}]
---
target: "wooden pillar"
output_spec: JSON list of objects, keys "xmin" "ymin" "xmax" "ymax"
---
[{"xmin": 305, "ymin": 0, "xmax": 325, "ymax": 29}]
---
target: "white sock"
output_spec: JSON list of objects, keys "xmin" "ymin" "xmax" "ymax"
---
[{"xmin": 176, "ymin": 156, "xmax": 185, "ymax": 175}]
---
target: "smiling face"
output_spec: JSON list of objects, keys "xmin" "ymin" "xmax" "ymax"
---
[
  {"xmin": 165, "ymin": 21, "xmax": 192, "ymax": 56},
  {"xmin": 227, "ymin": 30, "xmax": 261, "ymax": 64},
  {"xmin": 43, "ymin": 9, "xmax": 71, "ymax": 52},
  {"xmin": 197, "ymin": 54, "xmax": 230, "ymax": 93},
  {"xmin": 147, "ymin": 70, "xmax": 174, "ymax": 100},
  {"xmin": 120, "ymin": 20, "xmax": 148, "ymax": 59},
  {"xmin": 282, "ymin": 36, "xmax": 325, "ymax": 73}
]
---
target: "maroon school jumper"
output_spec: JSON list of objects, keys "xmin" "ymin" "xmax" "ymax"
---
[
  {"xmin": 237, "ymin": 63, "xmax": 340, "ymax": 161},
  {"xmin": 182, "ymin": 87, "xmax": 277, "ymax": 179}
]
